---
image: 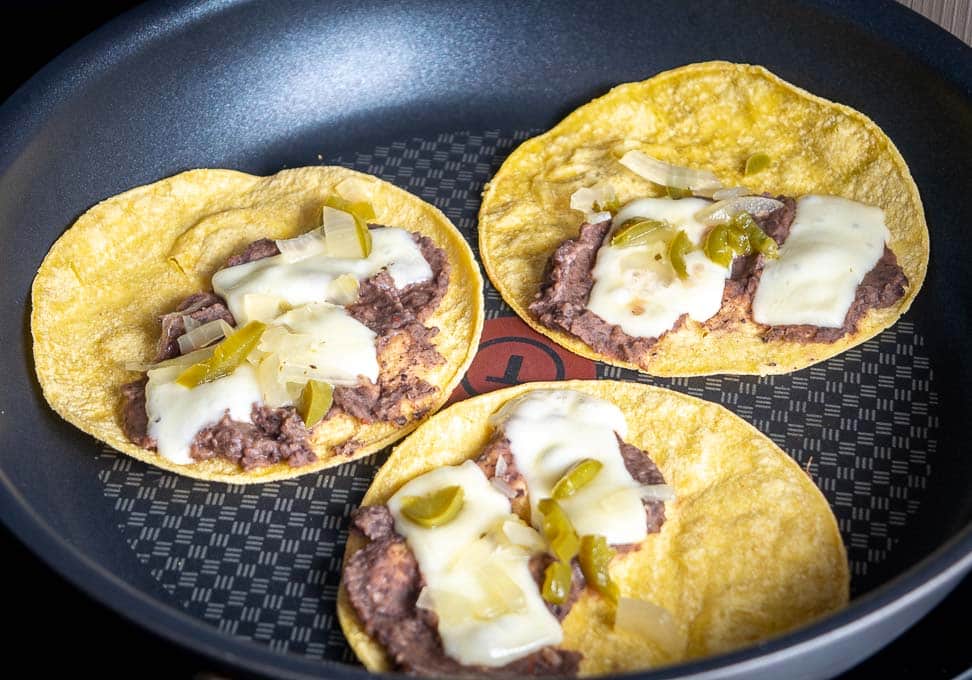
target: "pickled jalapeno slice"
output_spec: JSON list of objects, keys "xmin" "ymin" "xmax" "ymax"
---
[
  {"xmin": 400, "ymin": 485, "xmax": 465, "ymax": 528},
  {"xmin": 537, "ymin": 497, "xmax": 580, "ymax": 563},
  {"xmin": 668, "ymin": 230, "xmax": 692, "ymax": 279},
  {"xmin": 579, "ymin": 534, "xmax": 620, "ymax": 604},
  {"xmin": 297, "ymin": 379, "xmax": 333, "ymax": 428},
  {"xmin": 610, "ymin": 218, "xmax": 672, "ymax": 248},
  {"xmin": 733, "ymin": 211, "xmax": 779, "ymax": 258},
  {"xmin": 176, "ymin": 321, "xmax": 267, "ymax": 388},
  {"xmin": 542, "ymin": 560, "xmax": 573, "ymax": 605}
]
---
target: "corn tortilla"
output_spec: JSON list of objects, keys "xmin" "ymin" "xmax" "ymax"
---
[
  {"xmin": 337, "ymin": 380, "xmax": 849, "ymax": 674},
  {"xmin": 31, "ymin": 166, "xmax": 484, "ymax": 483},
  {"xmin": 478, "ymin": 61, "xmax": 929, "ymax": 376}
]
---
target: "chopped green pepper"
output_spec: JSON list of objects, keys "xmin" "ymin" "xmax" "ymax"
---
[
  {"xmin": 733, "ymin": 211, "xmax": 779, "ymax": 258},
  {"xmin": 176, "ymin": 321, "xmax": 267, "ymax": 388},
  {"xmin": 551, "ymin": 459, "xmax": 603, "ymax": 500},
  {"xmin": 537, "ymin": 497, "xmax": 580, "ymax": 563},
  {"xmin": 667, "ymin": 230, "xmax": 692, "ymax": 279},
  {"xmin": 541, "ymin": 560, "xmax": 573, "ymax": 605},
  {"xmin": 579, "ymin": 534, "xmax": 620, "ymax": 604},
  {"xmin": 744, "ymin": 152, "xmax": 771, "ymax": 176},
  {"xmin": 298, "ymin": 380, "xmax": 334, "ymax": 428},
  {"xmin": 400, "ymin": 485, "xmax": 464, "ymax": 528}
]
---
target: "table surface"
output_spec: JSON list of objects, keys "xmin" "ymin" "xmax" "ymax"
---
[{"xmin": 4, "ymin": 1, "xmax": 970, "ymax": 677}]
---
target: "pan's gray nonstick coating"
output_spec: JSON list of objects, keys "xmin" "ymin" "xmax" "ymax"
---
[{"xmin": 91, "ymin": 131, "xmax": 937, "ymax": 661}]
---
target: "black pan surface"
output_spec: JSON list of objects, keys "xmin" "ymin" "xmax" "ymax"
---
[{"xmin": 2, "ymin": 1, "xmax": 971, "ymax": 678}]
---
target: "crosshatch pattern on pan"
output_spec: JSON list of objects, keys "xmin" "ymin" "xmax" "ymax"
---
[{"xmin": 92, "ymin": 130, "xmax": 938, "ymax": 661}]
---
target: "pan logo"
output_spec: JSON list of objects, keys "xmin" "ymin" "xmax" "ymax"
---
[{"xmin": 448, "ymin": 316, "xmax": 596, "ymax": 403}]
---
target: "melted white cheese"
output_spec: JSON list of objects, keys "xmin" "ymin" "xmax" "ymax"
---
[
  {"xmin": 388, "ymin": 460, "xmax": 562, "ymax": 667},
  {"xmin": 212, "ymin": 227, "xmax": 432, "ymax": 324},
  {"xmin": 145, "ymin": 363, "xmax": 262, "ymax": 465},
  {"xmin": 752, "ymin": 195, "xmax": 891, "ymax": 327},
  {"xmin": 492, "ymin": 390, "xmax": 647, "ymax": 545},
  {"xmin": 587, "ymin": 198, "xmax": 729, "ymax": 339},
  {"xmin": 266, "ymin": 303, "xmax": 379, "ymax": 386}
]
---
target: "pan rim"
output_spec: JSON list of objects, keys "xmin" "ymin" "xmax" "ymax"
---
[{"xmin": 3, "ymin": 0, "xmax": 972, "ymax": 677}]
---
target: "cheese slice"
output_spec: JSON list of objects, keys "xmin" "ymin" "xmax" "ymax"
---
[
  {"xmin": 491, "ymin": 390, "xmax": 648, "ymax": 545},
  {"xmin": 752, "ymin": 195, "xmax": 890, "ymax": 327},
  {"xmin": 212, "ymin": 227, "xmax": 432, "ymax": 324},
  {"xmin": 587, "ymin": 198, "xmax": 729, "ymax": 339},
  {"xmin": 145, "ymin": 363, "xmax": 262, "ymax": 464},
  {"xmin": 388, "ymin": 460, "xmax": 562, "ymax": 667}
]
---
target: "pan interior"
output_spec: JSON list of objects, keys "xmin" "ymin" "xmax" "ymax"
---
[{"xmin": 2, "ymin": 0, "xmax": 970, "ymax": 673}]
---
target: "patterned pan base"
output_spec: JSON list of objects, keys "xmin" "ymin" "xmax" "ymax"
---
[{"xmin": 92, "ymin": 130, "xmax": 938, "ymax": 662}]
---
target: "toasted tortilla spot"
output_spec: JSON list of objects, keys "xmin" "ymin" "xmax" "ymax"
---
[
  {"xmin": 31, "ymin": 167, "xmax": 484, "ymax": 483},
  {"xmin": 478, "ymin": 61, "xmax": 928, "ymax": 376},
  {"xmin": 337, "ymin": 380, "xmax": 849, "ymax": 674}
]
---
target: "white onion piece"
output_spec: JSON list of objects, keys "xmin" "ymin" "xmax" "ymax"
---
[
  {"xmin": 181, "ymin": 315, "xmax": 201, "ymax": 333},
  {"xmin": 243, "ymin": 293, "xmax": 286, "ymax": 323},
  {"xmin": 415, "ymin": 586, "xmax": 436, "ymax": 612},
  {"xmin": 328, "ymin": 274, "xmax": 360, "ymax": 306},
  {"xmin": 711, "ymin": 185, "xmax": 752, "ymax": 201},
  {"xmin": 490, "ymin": 477, "xmax": 518, "ymax": 500},
  {"xmin": 275, "ymin": 228, "xmax": 327, "ymax": 263},
  {"xmin": 475, "ymin": 563, "xmax": 526, "ymax": 619},
  {"xmin": 500, "ymin": 520, "xmax": 545, "ymax": 552},
  {"xmin": 586, "ymin": 210, "xmax": 613, "ymax": 225},
  {"xmin": 323, "ymin": 207, "xmax": 367, "ymax": 258},
  {"xmin": 256, "ymin": 353, "xmax": 292, "ymax": 407},
  {"xmin": 615, "ymin": 598, "xmax": 687, "ymax": 657},
  {"xmin": 177, "ymin": 318, "xmax": 233, "ymax": 355},
  {"xmin": 638, "ymin": 484, "xmax": 676, "ymax": 502},
  {"xmin": 125, "ymin": 346, "xmax": 215, "ymax": 373},
  {"xmin": 619, "ymin": 151, "xmax": 723, "ymax": 192},
  {"xmin": 570, "ymin": 187, "xmax": 601, "ymax": 213},
  {"xmin": 494, "ymin": 453, "xmax": 508, "ymax": 478},
  {"xmin": 695, "ymin": 195, "xmax": 784, "ymax": 225}
]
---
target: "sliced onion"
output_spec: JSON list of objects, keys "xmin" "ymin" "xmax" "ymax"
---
[
  {"xmin": 181, "ymin": 315, "xmax": 202, "ymax": 333},
  {"xmin": 615, "ymin": 597, "xmax": 687, "ymax": 656},
  {"xmin": 125, "ymin": 345, "xmax": 215, "ymax": 373},
  {"xmin": 638, "ymin": 484, "xmax": 676, "ymax": 502},
  {"xmin": 177, "ymin": 318, "xmax": 233, "ymax": 355},
  {"xmin": 490, "ymin": 477, "xmax": 518, "ymax": 500},
  {"xmin": 500, "ymin": 519, "xmax": 545, "ymax": 552},
  {"xmin": 323, "ymin": 206, "xmax": 370, "ymax": 258},
  {"xmin": 695, "ymin": 195, "xmax": 784, "ymax": 225},
  {"xmin": 586, "ymin": 210, "xmax": 613, "ymax": 225},
  {"xmin": 474, "ymin": 563, "xmax": 526, "ymax": 619},
  {"xmin": 328, "ymin": 273, "xmax": 360, "ymax": 306},
  {"xmin": 710, "ymin": 185, "xmax": 752, "ymax": 202},
  {"xmin": 570, "ymin": 187, "xmax": 601, "ymax": 213},
  {"xmin": 132, "ymin": 346, "xmax": 215, "ymax": 374},
  {"xmin": 243, "ymin": 293, "xmax": 286, "ymax": 324},
  {"xmin": 619, "ymin": 151, "xmax": 723, "ymax": 192},
  {"xmin": 494, "ymin": 454, "xmax": 508, "ymax": 478},
  {"xmin": 275, "ymin": 228, "xmax": 327, "ymax": 263},
  {"xmin": 415, "ymin": 586, "xmax": 436, "ymax": 612}
]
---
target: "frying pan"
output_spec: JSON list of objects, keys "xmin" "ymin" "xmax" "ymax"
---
[{"xmin": 2, "ymin": 0, "xmax": 971, "ymax": 677}]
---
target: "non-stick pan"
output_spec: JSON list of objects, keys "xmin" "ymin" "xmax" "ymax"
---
[{"xmin": 2, "ymin": 1, "xmax": 971, "ymax": 677}]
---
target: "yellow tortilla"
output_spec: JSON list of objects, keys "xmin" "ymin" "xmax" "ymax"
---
[
  {"xmin": 479, "ymin": 61, "xmax": 929, "ymax": 375},
  {"xmin": 338, "ymin": 380, "xmax": 848, "ymax": 674},
  {"xmin": 31, "ymin": 167, "xmax": 484, "ymax": 483}
]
